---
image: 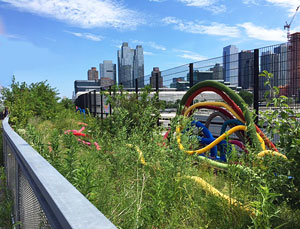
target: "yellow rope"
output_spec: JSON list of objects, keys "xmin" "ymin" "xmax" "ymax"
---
[
  {"xmin": 185, "ymin": 176, "xmax": 256, "ymax": 216},
  {"xmin": 257, "ymin": 150, "xmax": 287, "ymax": 160},
  {"xmin": 126, "ymin": 144, "xmax": 147, "ymax": 165}
]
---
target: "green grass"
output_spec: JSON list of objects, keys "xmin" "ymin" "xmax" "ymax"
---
[{"xmin": 0, "ymin": 167, "xmax": 12, "ymax": 228}]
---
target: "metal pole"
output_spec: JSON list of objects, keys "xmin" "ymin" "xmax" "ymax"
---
[
  {"xmin": 100, "ymin": 89, "xmax": 103, "ymax": 120},
  {"xmin": 155, "ymin": 73, "xmax": 159, "ymax": 93},
  {"xmin": 254, "ymin": 49, "xmax": 259, "ymax": 124},
  {"xmin": 189, "ymin": 63, "xmax": 194, "ymax": 88},
  {"xmin": 88, "ymin": 91, "xmax": 91, "ymax": 115},
  {"xmin": 109, "ymin": 86, "xmax": 112, "ymax": 115},
  {"xmin": 155, "ymin": 73, "xmax": 160, "ymax": 126},
  {"xmin": 93, "ymin": 90, "xmax": 96, "ymax": 117},
  {"xmin": 135, "ymin": 78, "xmax": 138, "ymax": 98}
]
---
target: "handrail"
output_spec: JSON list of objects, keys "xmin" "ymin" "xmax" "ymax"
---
[{"xmin": 2, "ymin": 117, "xmax": 116, "ymax": 229}]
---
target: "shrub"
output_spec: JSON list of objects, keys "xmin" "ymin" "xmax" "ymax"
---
[{"xmin": 2, "ymin": 77, "xmax": 59, "ymax": 128}]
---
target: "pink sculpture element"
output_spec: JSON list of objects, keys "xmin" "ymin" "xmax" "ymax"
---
[
  {"xmin": 77, "ymin": 122, "xmax": 88, "ymax": 126},
  {"xmin": 64, "ymin": 122, "xmax": 100, "ymax": 150},
  {"xmin": 94, "ymin": 142, "xmax": 101, "ymax": 151}
]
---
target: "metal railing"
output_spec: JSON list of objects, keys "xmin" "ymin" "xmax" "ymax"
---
[{"xmin": 2, "ymin": 117, "xmax": 116, "ymax": 229}]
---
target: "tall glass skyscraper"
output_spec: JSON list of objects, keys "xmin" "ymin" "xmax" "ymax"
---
[
  {"xmin": 118, "ymin": 42, "xmax": 144, "ymax": 88},
  {"xmin": 223, "ymin": 45, "xmax": 239, "ymax": 86}
]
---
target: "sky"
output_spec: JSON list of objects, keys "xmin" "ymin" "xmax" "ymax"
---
[{"xmin": 1, "ymin": 0, "xmax": 300, "ymax": 98}]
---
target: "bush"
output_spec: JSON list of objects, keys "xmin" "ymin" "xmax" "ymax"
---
[{"xmin": 2, "ymin": 77, "xmax": 59, "ymax": 128}]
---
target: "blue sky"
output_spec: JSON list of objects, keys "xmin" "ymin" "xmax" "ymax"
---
[{"xmin": 0, "ymin": 0, "xmax": 299, "ymax": 98}]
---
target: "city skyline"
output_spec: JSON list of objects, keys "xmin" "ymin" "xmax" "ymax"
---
[{"xmin": 1, "ymin": 0, "xmax": 300, "ymax": 97}]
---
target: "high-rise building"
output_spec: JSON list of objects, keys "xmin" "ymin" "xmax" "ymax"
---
[
  {"xmin": 223, "ymin": 45, "xmax": 239, "ymax": 86},
  {"xmin": 274, "ymin": 44, "xmax": 288, "ymax": 87},
  {"xmin": 260, "ymin": 51, "xmax": 280, "ymax": 99},
  {"xmin": 87, "ymin": 67, "xmax": 99, "ymax": 80},
  {"xmin": 117, "ymin": 42, "xmax": 144, "ymax": 88},
  {"xmin": 100, "ymin": 60, "xmax": 116, "ymax": 87},
  {"xmin": 150, "ymin": 67, "xmax": 163, "ymax": 88},
  {"xmin": 187, "ymin": 70, "xmax": 213, "ymax": 84},
  {"xmin": 238, "ymin": 51, "xmax": 254, "ymax": 89},
  {"xmin": 134, "ymin": 45, "xmax": 144, "ymax": 88},
  {"xmin": 288, "ymin": 32, "xmax": 300, "ymax": 98},
  {"xmin": 210, "ymin": 63, "xmax": 223, "ymax": 80}
]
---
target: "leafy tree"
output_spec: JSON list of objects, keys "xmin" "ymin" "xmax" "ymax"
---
[
  {"xmin": 59, "ymin": 98, "xmax": 74, "ymax": 110},
  {"xmin": 2, "ymin": 77, "xmax": 59, "ymax": 128}
]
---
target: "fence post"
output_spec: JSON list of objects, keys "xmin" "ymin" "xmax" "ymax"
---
[
  {"xmin": 135, "ymin": 78, "xmax": 138, "ymax": 98},
  {"xmin": 88, "ymin": 91, "xmax": 92, "ymax": 115},
  {"xmin": 189, "ymin": 63, "xmax": 194, "ymax": 88},
  {"xmin": 93, "ymin": 90, "xmax": 96, "ymax": 117},
  {"xmin": 155, "ymin": 73, "xmax": 159, "ymax": 93},
  {"xmin": 100, "ymin": 88, "xmax": 103, "ymax": 120},
  {"xmin": 155, "ymin": 73, "xmax": 160, "ymax": 126},
  {"xmin": 83, "ymin": 93, "xmax": 86, "ymax": 110},
  {"xmin": 109, "ymin": 86, "xmax": 112, "ymax": 115},
  {"xmin": 253, "ymin": 49, "xmax": 259, "ymax": 124}
]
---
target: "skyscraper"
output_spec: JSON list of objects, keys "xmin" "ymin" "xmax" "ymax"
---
[
  {"xmin": 150, "ymin": 67, "xmax": 163, "ymax": 88},
  {"xmin": 238, "ymin": 51, "xmax": 254, "ymax": 89},
  {"xmin": 274, "ymin": 44, "xmax": 288, "ymax": 87},
  {"xmin": 260, "ymin": 51, "xmax": 280, "ymax": 99},
  {"xmin": 209, "ymin": 63, "xmax": 223, "ymax": 80},
  {"xmin": 289, "ymin": 32, "xmax": 300, "ymax": 98},
  {"xmin": 223, "ymin": 45, "xmax": 239, "ymax": 86},
  {"xmin": 100, "ymin": 60, "xmax": 116, "ymax": 87},
  {"xmin": 87, "ymin": 67, "xmax": 99, "ymax": 80},
  {"xmin": 118, "ymin": 42, "xmax": 144, "ymax": 88}
]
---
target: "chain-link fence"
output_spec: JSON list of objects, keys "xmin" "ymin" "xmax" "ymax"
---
[{"xmin": 2, "ymin": 117, "xmax": 116, "ymax": 228}]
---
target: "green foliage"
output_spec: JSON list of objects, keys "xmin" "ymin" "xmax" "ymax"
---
[
  {"xmin": 250, "ymin": 185, "xmax": 282, "ymax": 229},
  {"xmin": 259, "ymin": 70, "xmax": 300, "ymax": 208},
  {"xmin": 2, "ymin": 77, "xmax": 59, "ymax": 128},
  {"xmin": 59, "ymin": 98, "xmax": 74, "ymax": 110},
  {"xmin": 0, "ymin": 121, "xmax": 3, "ymax": 166},
  {"xmin": 239, "ymin": 90, "xmax": 253, "ymax": 106},
  {"xmin": 0, "ymin": 167, "xmax": 13, "ymax": 227}
]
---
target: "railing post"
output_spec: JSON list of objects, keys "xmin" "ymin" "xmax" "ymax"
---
[
  {"xmin": 100, "ymin": 88, "xmax": 103, "ymax": 120},
  {"xmin": 155, "ymin": 73, "xmax": 160, "ymax": 126},
  {"xmin": 88, "ymin": 91, "xmax": 92, "ymax": 115},
  {"xmin": 254, "ymin": 49, "xmax": 259, "ymax": 124},
  {"xmin": 109, "ymin": 86, "xmax": 112, "ymax": 115},
  {"xmin": 189, "ymin": 63, "xmax": 194, "ymax": 88},
  {"xmin": 93, "ymin": 90, "xmax": 96, "ymax": 117},
  {"xmin": 135, "ymin": 78, "xmax": 138, "ymax": 99}
]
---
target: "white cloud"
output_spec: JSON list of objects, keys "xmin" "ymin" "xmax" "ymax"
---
[
  {"xmin": 148, "ymin": 41, "xmax": 166, "ymax": 51},
  {"xmin": 178, "ymin": 0, "xmax": 226, "ymax": 13},
  {"xmin": 243, "ymin": 0, "xmax": 259, "ymax": 5},
  {"xmin": 162, "ymin": 17, "xmax": 240, "ymax": 37},
  {"xmin": 1, "ymin": 0, "xmax": 144, "ymax": 29},
  {"xmin": 178, "ymin": 0, "xmax": 216, "ymax": 7},
  {"xmin": 131, "ymin": 40, "xmax": 166, "ymax": 51},
  {"xmin": 174, "ymin": 49, "xmax": 206, "ymax": 61},
  {"xmin": 65, "ymin": 31, "xmax": 103, "ymax": 41},
  {"xmin": 265, "ymin": 0, "xmax": 300, "ymax": 13},
  {"xmin": 144, "ymin": 51, "xmax": 155, "ymax": 55},
  {"xmin": 149, "ymin": 0, "xmax": 166, "ymax": 2},
  {"xmin": 238, "ymin": 22, "xmax": 286, "ymax": 42}
]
